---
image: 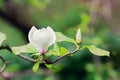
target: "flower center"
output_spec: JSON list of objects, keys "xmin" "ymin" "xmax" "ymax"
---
[{"xmin": 40, "ymin": 48, "xmax": 45, "ymax": 55}]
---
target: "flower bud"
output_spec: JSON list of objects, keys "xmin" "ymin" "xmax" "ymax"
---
[
  {"xmin": 28, "ymin": 26, "xmax": 56, "ymax": 54},
  {"xmin": 76, "ymin": 28, "xmax": 82, "ymax": 44}
]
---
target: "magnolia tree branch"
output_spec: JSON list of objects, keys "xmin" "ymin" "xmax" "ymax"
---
[
  {"xmin": 0, "ymin": 44, "xmax": 80, "ymax": 65},
  {"xmin": 0, "ymin": 56, "xmax": 8, "ymax": 74},
  {"xmin": 0, "ymin": 45, "xmax": 36, "ymax": 63},
  {"xmin": 18, "ymin": 54, "xmax": 36, "ymax": 63}
]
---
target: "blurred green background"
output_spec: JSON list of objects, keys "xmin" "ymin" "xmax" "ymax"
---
[{"xmin": 0, "ymin": 0, "xmax": 120, "ymax": 80}]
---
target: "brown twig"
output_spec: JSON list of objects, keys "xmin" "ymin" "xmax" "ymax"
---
[
  {"xmin": 0, "ymin": 45, "xmax": 37, "ymax": 63},
  {"xmin": 50, "ymin": 45, "xmax": 79, "ymax": 64},
  {"xmin": 18, "ymin": 54, "xmax": 36, "ymax": 63},
  {"xmin": 0, "ymin": 44, "xmax": 80, "ymax": 65}
]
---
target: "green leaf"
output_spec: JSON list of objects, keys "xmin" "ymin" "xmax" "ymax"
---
[
  {"xmin": 87, "ymin": 45, "xmax": 110, "ymax": 57},
  {"xmin": 46, "ymin": 49, "xmax": 56, "ymax": 56},
  {"xmin": 54, "ymin": 43, "xmax": 59, "ymax": 56},
  {"xmin": 59, "ymin": 47, "xmax": 69, "ymax": 56},
  {"xmin": 45, "ymin": 64, "xmax": 54, "ymax": 69},
  {"xmin": 32, "ymin": 62, "xmax": 40, "ymax": 73},
  {"xmin": 0, "ymin": 32, "xmax": 6, "ymax": 46},
  {"xmin": 56, "ymin": 32, "xmax": 76, "ymax": 43},
  {"xmin": 12, "ymin": 43, "xmax": 37, "ymax": 55}
]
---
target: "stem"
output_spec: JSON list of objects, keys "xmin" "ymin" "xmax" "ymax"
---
[
  {"xmin": 0, "ymin": 45, "xmax": 37, "ymax": 63},
  {"xmin": 0, "ymin": 56, "xmax": 8, "ymax": 74},
  {"xmin": 18, "ymin": 54, "xmax": 36, "ymax": 63},
  {"xmin": 49, "ymin": 44, "xmax": 80, "ymax": 64}
]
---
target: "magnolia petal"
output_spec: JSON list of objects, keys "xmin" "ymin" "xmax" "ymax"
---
[
  {"xmin": 46, "ymin": 26, "xmax": 56, "ymax": 46},
  {"xmin": 28, "ymin": 26, "xmax": 56, "ymax": 54},
  {"xmin": 32, "ymin": 26, "xmax": 56, "ymax": 48},
  {"xmin": 28, "ymin": 26, "xmax": 37, "ymax": 44},
  {"xmin": 32, "ymin": 29, "xmax": 51, "ymax": 47}
]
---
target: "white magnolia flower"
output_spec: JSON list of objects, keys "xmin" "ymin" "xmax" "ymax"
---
[
  {"xmin": 76, "ymin": 28, "xmax": 82, "ymax": 44},
  {"xmin": 28, "ymin": 26, "xmax": 56, "ymax": 54}
]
